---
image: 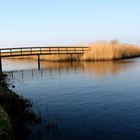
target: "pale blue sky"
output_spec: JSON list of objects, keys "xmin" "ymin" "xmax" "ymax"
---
[{"xmin": 0, "ymin": 0, "xmax": 140, "ymax": 48}]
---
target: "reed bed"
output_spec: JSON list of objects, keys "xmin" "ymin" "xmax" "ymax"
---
[
  {"xmin": 4, "ymin": 41, "xmax": 140, "ymax": 61},
  {"xmin": 8, "ymin": 54, "xmax": 82, "ymax": 61},
  {"xmin": 82, "ymin": 41, "xmax": 140, "ymax": 61},
  {"xmin": 38, "ymin": 54, "xmax": 81, "ymax": 61}
]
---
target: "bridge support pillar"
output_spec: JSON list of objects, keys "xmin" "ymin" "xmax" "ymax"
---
[
  {"xmin": 70, "ymin": 54, "xmax": 72, "ymax": 61},
  {"xmin": 0, "ymin": 57, "xmax": 2, "ymax": 74},
  {"xmin": 38, "ymin": 55, "xmax": 40, "ymax": 70}
]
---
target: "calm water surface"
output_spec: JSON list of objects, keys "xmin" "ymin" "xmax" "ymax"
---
[{"xmin": 2, "ymin": 58, "xmax": 140, "ymax": 140}]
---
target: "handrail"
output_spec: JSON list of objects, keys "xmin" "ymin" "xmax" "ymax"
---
[
  {"xmin": 0, "ymin": 46, "xmax": 89, "ymax": 58},
  {"xmin": 0, "ymin": 46, "xmax": 89, "ymax": 51}
]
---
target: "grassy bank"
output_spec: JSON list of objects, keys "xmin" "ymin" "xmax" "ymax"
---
[
  {"xmin": 0, "ymin": 73, "xmax": 40, "ymax": 140},
  {"xmin": 0, "ymin": 106, "xmax": 14, "ymax": 140}
]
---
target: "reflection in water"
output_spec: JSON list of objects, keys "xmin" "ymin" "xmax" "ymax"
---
[
  {"xmin": 81, "ymin": 60, "xmax": 135, "ymax": 76},
  {"xmin": 1, "ymin": 58, "xmax": 139, "ymax": 140},
  {"xmin": 41, "ymin": 60, "xmax": 136, "ymax": 76},
  {"xmin": 3, "ymin": 59, "xmax": 137, "ymax": 139},
  {"xmin": 3, "ymin": 59, "xmax": 136, "ymax": 79}
]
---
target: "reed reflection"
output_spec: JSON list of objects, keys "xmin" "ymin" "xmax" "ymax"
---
[
  {"xmin": 2, "ymin": 58, "xmax": 138, "ymax": 140},
  {"xmin": 81, "ymin": 60, "xmax": 135, "ymax": 76},
  {"xmin": 4, "ymin": 59, "xmax": 136, "ymax": 78},
  {"xmin": 40, "ymin": 60, "xmax": 136, "ymax": 76}
]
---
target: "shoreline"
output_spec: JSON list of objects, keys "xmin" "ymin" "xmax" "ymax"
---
[{"xmin": 0, "ymin": 73, "xmax": 40, "ymax": 140}]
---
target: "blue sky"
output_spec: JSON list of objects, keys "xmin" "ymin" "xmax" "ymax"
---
[{"xmin": 0, "ymin": 0, "xmax": 140, "ymax": 47}]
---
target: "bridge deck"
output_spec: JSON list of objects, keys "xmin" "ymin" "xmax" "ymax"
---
[{"xmin": 0, "ymin": 46, "xmax": 88, "ymax": 57}]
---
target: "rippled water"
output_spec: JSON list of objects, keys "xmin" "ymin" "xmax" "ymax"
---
[{"xmin": 2, "ymin": 58, "xmax": 140, "ymax": 140}]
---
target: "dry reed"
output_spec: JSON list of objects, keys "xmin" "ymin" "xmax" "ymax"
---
[
  {"xmin": 7, "ymin": 54, "xmax": 81, "ymax": 61},
  {"xmin": 82, "ymin": 41, "xmax": 140, "ymax": 61},
  {"xmin": 5, "ymin": 41, "xmax": 140, "ymax": 61}
]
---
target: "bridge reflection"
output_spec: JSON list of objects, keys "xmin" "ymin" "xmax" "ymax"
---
[
  {"xmin": 4, "ymin": 60, "xmax": 136, "ymax": 82},
  {"xmin": 3, "ymin": 59, "xmax": 137, "ymax": 140}
]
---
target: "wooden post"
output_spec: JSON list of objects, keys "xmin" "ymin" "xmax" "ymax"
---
[
  {"xmin": 22, "ymin": 71, "xmax": 24, "ymax": 81},
  {"xmin": 0, "ymin": 49, "xmax": 2, "ymax": 74},
  {"xmin": 38, "ymin": 54, "xmax": 40, "ymax": 70},
  {"xmin": 31, "ymin": 48, "xmax": 32, "ymax": 54},
  {"xmin": 0, "ymin": 56, "xmax": 2, "ymax": 74},
  {"xmin": 32, "ymin": 70, "xmax": 34, "ymax": 78},
  {"xmin": 21, "ymin": 48, "xmax": 22, "ymax": 55},
  {"xmin": 70, "ymin": 54, "xmax": 73, "ymax": 61}
]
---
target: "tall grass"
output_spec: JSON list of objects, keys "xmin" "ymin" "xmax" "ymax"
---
[
  {"xmin": 82, "ymin": 41, "xmax": 140, "ymax": 60},
  {"xmin": 6, "ymin": 41, "xmax": 140, "ymax": 61}
]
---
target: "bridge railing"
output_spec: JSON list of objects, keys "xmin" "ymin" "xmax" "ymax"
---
[{"xmin": 0, "ymin": 46, "xmax": 88, "ymax": 57}]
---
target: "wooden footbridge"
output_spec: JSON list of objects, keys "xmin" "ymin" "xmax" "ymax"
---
[{"xmin": 0, "ymin": 46, "xmax": 88, "ymax": 73}]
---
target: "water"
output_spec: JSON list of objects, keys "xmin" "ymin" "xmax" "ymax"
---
[{"xmin": 2, "ymin": 58, "xmax": 140, "ymax": 140}]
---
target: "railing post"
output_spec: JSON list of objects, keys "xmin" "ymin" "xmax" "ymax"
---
[
  {"xmin": 10, "ymin": 49, "xmax": 12, "ymax": 55},
  {"xmin": 49, "ymin": 48, "xmax": 51, "ymax": 54},
  {"xmin": 66, "ymin": 48, "xmax": 68, "ymax": 53},
  {"xmin": 21, "ymin": 48, "xmax": 22, "ymax": 55},
  {"xmin": 31, "ymin": 48, "xmax": 32, "ymax": 54},
  {"xmin": 74, "ymin": 48, "xmax": 76, "ymax": 53}
]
